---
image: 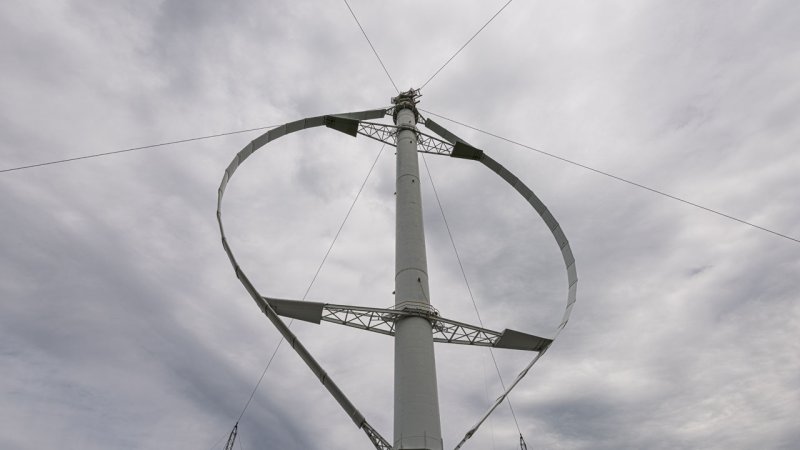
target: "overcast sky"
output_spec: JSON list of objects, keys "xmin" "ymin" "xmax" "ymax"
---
[{"xmin": 2, "ymin": 1, "xmax": 799, "ymax": 449}]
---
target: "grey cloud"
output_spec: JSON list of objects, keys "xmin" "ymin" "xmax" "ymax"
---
[{"xmin": 3, "ymin": 0, "xmax": 799, "ymax": 449}]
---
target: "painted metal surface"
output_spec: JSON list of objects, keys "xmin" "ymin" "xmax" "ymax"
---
[{"xmin": 393, "ymin": 104, "xmax": 443, "ymax": 450}]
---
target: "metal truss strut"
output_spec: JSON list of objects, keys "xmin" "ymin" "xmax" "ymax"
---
[
  {"xmin": 323, "ymin": 302, "xmax": 504, "ymax": 346},
  {"xmin": 361, "ymin": 421, "xmax": 393, "ymax": 450},
  {"xmin": 355, "ymin": 121, "xmax": 455, "ymax": 156},
  {"xmin": 264, "ymin": 297, "xmax": 551, "ymax": 352}
]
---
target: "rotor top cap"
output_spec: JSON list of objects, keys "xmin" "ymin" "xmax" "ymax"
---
[{"xmin": 391, "ymin": 88, "xmax": 422, "ymax": 123}]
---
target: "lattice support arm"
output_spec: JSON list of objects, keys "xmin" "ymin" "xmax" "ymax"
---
[
  {"xmin": 262, "ymin": 297, "xmax": 551, "ymax": 352},
  {"xmin": 346, "ymin": 121, "xmax": 456, "ymax": 156},
  {"xmin": 361, "ymin": 420, "xmax": 393, "ymax": 450}
]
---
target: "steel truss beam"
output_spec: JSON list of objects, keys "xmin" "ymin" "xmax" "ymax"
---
[
  {"xmin": 361, "ymin": 421, "xmax": 392, "ymax": 450},
  {"xmin": 356, "ymin": 121, "xmax": 455, "ymax": 156},
  {"xmin": 264, "ymin": 297, "xmax": 552, "ymax": 352}
]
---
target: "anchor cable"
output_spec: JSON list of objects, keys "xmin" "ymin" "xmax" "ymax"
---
[
  {"xmin": 342, "ymin": 0, "xmax": 400, "ymax": 93},
  {"xmin": 419, "ymin": 0, "xmax": 514, "ymax": 90},
  {"xmin": 206, "ymin": 432, "xmax": 229, "ymax": 450},
  {"xmin": 0, "ymin": 125, "xmax": 279, "ymax": 174},
  {"xmin": 421, "ymin": 109, "xmax": 800, "ymax": 246}
]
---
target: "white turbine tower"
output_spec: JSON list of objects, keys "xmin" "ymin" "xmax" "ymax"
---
[{"xmin": 216, "ymin": 89, "xmax": 578, "ymax": 449}]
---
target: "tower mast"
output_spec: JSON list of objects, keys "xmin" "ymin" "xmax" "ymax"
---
[{"xmin": 392, "ymin": 89, "xmax": 443, "ymax": 450}]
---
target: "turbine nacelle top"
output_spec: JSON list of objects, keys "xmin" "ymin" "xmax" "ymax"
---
[{"xmin": 391, "ymin": 88, "xmax": 422, "ymax": 123}]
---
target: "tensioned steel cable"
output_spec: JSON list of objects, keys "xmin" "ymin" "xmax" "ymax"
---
[
  {"xmin": 228, "ymin": 143, "xmax": 387, "ymax": 431},
  {"xmin": 419, "ymin": 0, "xmax": 514, "ymax": 90},
  {"xmin": 206, "ymin": 432, "xmax": 228, "ymax": 450},
  {"xmin": 481, "ymin": 357, "xmax": 498, "ymax": 450},
  {"xmin": 342, "ymin": 0, "xmax": 400, "ymax": 93},
  {"xmin": 0, "ymin": 125, "xmax": 279, "ymax": 174},
  {"xmin": 422, "ymin": 109, "xmax": 800, "ymax": 246},
  {"xmin": 234, "ymin": 328, "xmax": 287, "ymax": 424},
  {"xmin": 420, "ymin": 153, "xmax": 525, "ymax": 439}
]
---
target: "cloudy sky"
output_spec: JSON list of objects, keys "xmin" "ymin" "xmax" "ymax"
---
[{"xmin": 2, "ymin": 1, "xmax": 799, "ymax": 449}]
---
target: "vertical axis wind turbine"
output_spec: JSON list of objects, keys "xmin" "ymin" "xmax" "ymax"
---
[{"xmin": 215, "ymin": 89, "xmax": 578, "ymax": 449}]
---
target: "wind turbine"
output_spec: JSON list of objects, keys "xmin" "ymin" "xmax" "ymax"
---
[{"xmin": 216, "ymin": 88, "xmax": 578, "ymax": 449}]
